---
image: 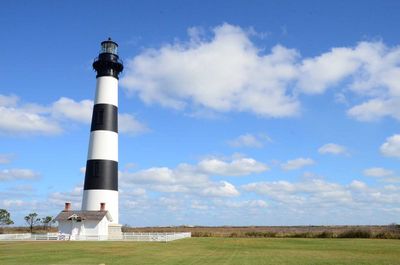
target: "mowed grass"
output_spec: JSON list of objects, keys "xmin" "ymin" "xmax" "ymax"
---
[{"xmin": 1, "ymin": 238, "xmax": 400, "ymax": 265}]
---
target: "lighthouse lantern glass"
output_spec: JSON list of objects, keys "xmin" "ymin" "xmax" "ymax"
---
[{"xmin": 101, "ymin": 42, "xmax": 118, "ymax": 55}]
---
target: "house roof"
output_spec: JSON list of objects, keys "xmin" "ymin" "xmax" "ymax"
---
[{"xmin": 54, "ymin": 210, "xmax": 113, "ymax": 222}]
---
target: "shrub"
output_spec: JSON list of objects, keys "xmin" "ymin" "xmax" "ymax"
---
[
  {"xmin": 192, "ymin": 232, "xmax": 213, "ymax": 237},
  {"xmin": 375, "ymin": 232, "xmax": 393, "ymax": 239},
  {"xmin": 338, "ymin": 229, "xmax": 371, "ymax": 238},
  {"xmin": 229, "ymin": 232, "xmax": 238, "ymax": 238},
  {"xmin": 287, "ymin": 232, "xmax": 314, "ymax": 238},
  {"xmin": 264, "ymin": 232, "xmax": 277, "ymax": 238},
  {"xmin": 244, "ymin": 231, "xmax": 277, "ymax": 238},
  {"xmin": 316, "ymin": 231, "xmax": 335, "ymax": 238},
  {"xmin": 244, "ymin": 231, "xmax": 261, "ymax": 237}
]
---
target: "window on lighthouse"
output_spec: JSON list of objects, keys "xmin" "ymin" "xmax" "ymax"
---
[
  {"xmin": 95, "ymin": 109, "xmax": 104, "ymax": 126},
  {"xmin": 93, "ymin": 162, "xmax": 100, "ymax": 177},
  {"xmin": 101, "ymin": 42, "xmax": 118, "ymax": 55}
]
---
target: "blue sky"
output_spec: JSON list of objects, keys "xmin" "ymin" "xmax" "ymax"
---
[{"xmin": 1, "ymin": 0, "xmax": 400, "ymax": 226}]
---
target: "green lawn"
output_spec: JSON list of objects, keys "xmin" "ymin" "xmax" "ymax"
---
[{"xmin": 1, "ymin": 238, "xmax": 400, "ymax": 265}]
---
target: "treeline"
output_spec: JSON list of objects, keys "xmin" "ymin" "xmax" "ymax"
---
[{"xmin": 0, "ymin": 209, "xmax": 56, "ymax": 234}]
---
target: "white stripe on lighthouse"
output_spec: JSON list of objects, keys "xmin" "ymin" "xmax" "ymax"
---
[
  {"xmin": 87, "ymin": 130, "xmax": 118, "ymax": 161},
  {"xmin": 94, "ymin": 76, "xmax": 118, "ymax": 107},
  {"xmin": 82, "ymin": 189, "xmax": 119, "ymax": 224}
]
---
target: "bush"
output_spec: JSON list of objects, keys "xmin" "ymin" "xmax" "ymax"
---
[
  {"xmin": 338, "ymin": 229, "xmax": 371, "ymax": 238},
  {"xmin": 244, "ymin": 231, "xmax": 277, "ymax": 238},
  {"xmin": 192, "ymin": 232, "xmax": 213, "ymax": 237},
  {"xmin": 375, "ymin": 232, "xmax": 393, "ymax": 239},
  {"xmin": 264, "ymin": 232, "xmax": 277, "ymax": 238},
  {"xmin": 229, "ymin": 232, "xmax": 238, "ymax": 237},
  {"xmin": 316, "ymin": 231, "xmax": 335, "ymax": 238},
  {"xmin": 244, "ymin": 231, "xmax": 261, "ymax": 237},
  {"xmin": 287, "ymin": 232, "xmax": 314, "ymax": 238}
]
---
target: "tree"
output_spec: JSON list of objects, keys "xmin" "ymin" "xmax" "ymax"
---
[
  {"xmin": 24, "ymin": 213, "xmax": 41, "ymax": 233},
  {"xmin": 0, "ymin": 209, "xmax": 13, "ymax": 234},
  {"xmin": 41, "ymin": 216, "xmax": 54, "ymax": 231},
  {"xmin": 0, "ymin": 209, "xmax": 14, "ymax": 226}
]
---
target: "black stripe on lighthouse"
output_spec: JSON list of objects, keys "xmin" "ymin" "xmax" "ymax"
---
[
  {"xmin": 84, "ymin": 159, "xmax": 118, "ymax": 191},
  {"xmin": 90, "ymin": 104, "xmax": 118, "ymax": 133}
]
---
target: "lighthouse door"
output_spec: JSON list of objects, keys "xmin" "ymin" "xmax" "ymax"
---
[{"xmin": 71, "ymin": 221, "xmax": 80, "ymax": 240}]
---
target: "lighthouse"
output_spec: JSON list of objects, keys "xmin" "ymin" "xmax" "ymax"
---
[
  {"xmin": 81, "ymin": 38, "xmax": 123, "ymax": 226},
  {"xmin": 55, "ymin": 39, "xmax": 123, "ymax": 240}
]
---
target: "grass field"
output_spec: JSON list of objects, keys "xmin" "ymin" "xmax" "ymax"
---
[{"xmin": 1, "ymin": 238, "xmax": 400, "ymax": 265}]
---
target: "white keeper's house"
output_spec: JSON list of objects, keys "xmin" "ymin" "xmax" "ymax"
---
[{"xmin": 55, "ymin": 202, "xmax": 119, "ymax": 240}]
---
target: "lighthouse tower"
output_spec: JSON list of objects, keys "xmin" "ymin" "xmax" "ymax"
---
[{"xmin": 81, "ymin": 38, "xmax": 123, "ymax": 225}]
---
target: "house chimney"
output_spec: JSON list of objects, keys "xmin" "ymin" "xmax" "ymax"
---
[
  {"xmin": 100, "ymin": 202, "xmax": 106, "ymax": 211},
  {"xmin": 64, "ymin": 202, "xmax": 71, "ymax": 211}
]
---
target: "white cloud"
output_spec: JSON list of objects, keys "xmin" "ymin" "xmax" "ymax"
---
[
  {"xmin": 0, "ymin": 94, "xmax": 147, "ymax": 136},
  {"xmin": 51, "ymin": 97, "xmax": 93, "ymax": 123},
  {"xmin": 121, "ymin": 164, "xmax": 210, "ymax": 194},
  {"xmin": 227, "ymin": 133, "xmax": 271, "ymax": 148},
  {"xmin": 347, "ymin": 98, "xmax": 400, "ymax": 121},
  {"xmin": 123, "ymin": 188, "xmax": 146, "ymax": 196},
  {"xmin": 243, "ymin": 177, "xmax": 400, "ymax": 213},
  {"xmin": 384, "ymin": 185, "xmax": 400, "ymax": 191},
  {"xmin": 363, "ymin": 167, "xmax": 394, "ymax": 177},
  {"xmin": 120, "ymin": 155, "xmax": 265, "ymax": 197},
  {"xmin": 122, "ymin": 23, "xmax": 300, "ymax": 118},
  {"xmin": 0, "ymin": 105, "xmax": 62, "ymax": 135},
  {"xmin": 363, "ymin": 167, "xmax": 400, "ymax": 183},
  {"xmin": 243, "ymin": 179, "xmax": 353, "ymax": 205},
  {"xmin": 0, "ymin": 94, "xmax": 18, "ymax": 107},
  {"xmin": 118, "ymin": 113, "xmax": 148, "ymax": 135},
  {"xmin": 0, "ymin": 169, "xmax": 39, "ymax": 181},
  {"xmin": 122, "ymin": 165, "xmax": 208, "ymax": 186},
  {"xmin": 0, "ymin": 199, "xmax": 26, "ymax": 208},
  {"xmin": 334, "ymin": 93, "xmax": 349, "ymax": 105},
  {"xmin": 48, "ymin": 185, "xmax": 83, "ymax": 210},
  {"xmin": 202, "ymin": 181, "xmax": 240, "ymax": 197},
  {"xmin": 79, "ymin": 167, "xmax": 86, "ymax": 174},
  {"xmin": 281, "ymin": 157, "xmax": 314, "ymax": 170},
  {"xmin": 349, "ymin": 180, "xmax": 368, "ymax": 191},
  {"xmin": 0, "ymin": 154, "xmax": 13, "ymax": 164},
  {"xmin": 0, "ymin": 94, "xmax": 64, "ymax": 135},
  {"xmin": 121, "ymin": 24, "xmax": 400, "ymax": 122},
  {"xmin": 298, "ymin": 41, "xmax": 400, "ymax": 96},
  {"xmin": 198, "ymin": 157, "xmax": 268, "ymax": 176},
  {"xmin": 318, "ymin": 143, "xmax": 348, "ymax": 155},
  {"xmin": 298, "ymin": 46, "xmax": 362, "ymax": 94},
  {"xmin": 214, "ymin": 199, "xmax": 267, "ymax": 208},
  {"xmin": 380, "ymin": 134, "xmax": 400, "ymax": 158},
  {"xmin": 190, "ymin": 200, "xmax": 209, "ymax": 210}
]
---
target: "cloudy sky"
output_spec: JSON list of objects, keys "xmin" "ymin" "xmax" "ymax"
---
[{"xmin": 1, "ymin": 0, "xmax": 400, "ymax": 226}]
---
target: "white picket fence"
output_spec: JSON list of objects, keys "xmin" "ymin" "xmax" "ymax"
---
[
  {"xmin": 71, "ymin": 235, "xmax": 109, "ymax": 241},
  {"xmin": 30, "ymin": 233, "xmax": 59, "ymax": 240},
  {"xmin": 0, "ymin": 232, "xmax": 191, "ymax": 242},
  {"xmin": 123, "ymin": 232, "xmax": 191, "ymax": 242},
  {"xmin": 0, "ymin": 233, "xmax": 31, "ymax": 240}
]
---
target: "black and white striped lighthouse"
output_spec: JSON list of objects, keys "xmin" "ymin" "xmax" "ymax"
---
[{"xmin": 81, "ymin": 38, "xmax": 123, "ymax": 224}]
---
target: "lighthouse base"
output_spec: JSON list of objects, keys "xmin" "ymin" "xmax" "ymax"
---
[{"xmin": 108, "ymin": 224, "xmax": 123, "ymax": 240}]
